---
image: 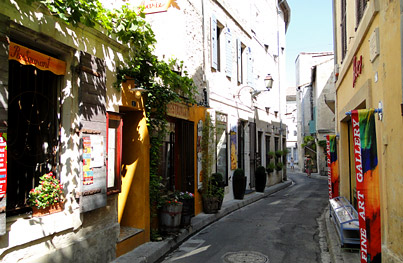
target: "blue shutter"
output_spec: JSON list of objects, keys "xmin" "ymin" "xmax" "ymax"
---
[
  {"xmin": 237, "ymin": 39, "xmax": 242, "ymax": 83},
  {"xmin": 225, "ymin": 27, "xmax": 232, "ymax": 77},
  {"xmin": 211, "ymin": 15, "xmax": 218, "ymax": 70}
]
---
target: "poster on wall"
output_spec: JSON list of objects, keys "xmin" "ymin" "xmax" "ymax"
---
[
  {"xmin": 351, "ymin": 109, "xmax": 381, "ymax": 263},
  {"xmin": 230, "ymin": 126, "xmax": 237, "ymax": 170},
  {"xmin": 197, "ymin": 120, "xmax": 203, "ymax": 189}
]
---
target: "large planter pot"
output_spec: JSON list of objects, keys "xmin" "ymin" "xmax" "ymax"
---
[
  {"xmin": 202, "ymin": 196, "xmax": 221, "ymax": 214},
  {"xmin": 232, "ymin": 169, "xmax": 246, "ymax": 200},
  {"xmin": 160, "ymin": 203, "xmax": 183, "ymax": 232},
  {"xmin": 255, "ymin": 166, "xmax": 267, "ymax": 192},
  {"xmin": 179, "ymin": 199, "xmax": 194, "ymax": 227},
  {"xmin": 32, "ymin": 202, "xmax": 64, "ymax": 217}
]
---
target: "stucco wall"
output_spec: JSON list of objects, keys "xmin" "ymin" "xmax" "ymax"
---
[
  {"xmin": 0, "ymin": 1, "xmax": 127, "ymax": 262},
  {"xmin": 334, "ymin": 0, "xmax": 403, "ymax": 260}
]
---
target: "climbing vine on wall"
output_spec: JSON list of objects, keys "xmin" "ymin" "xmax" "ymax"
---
[{"xmin": 30, "ymin": 0, "xmax": 197, "ymax": 212}]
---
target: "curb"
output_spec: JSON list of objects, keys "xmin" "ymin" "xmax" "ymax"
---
[{"xmin": 113, "ymin": 180, "xmax": 293, "ymax": 263}]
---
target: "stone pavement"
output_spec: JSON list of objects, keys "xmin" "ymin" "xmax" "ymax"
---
[{"xmin": 113, "ymin": 171, "xmax": 360, "ymax": 263}]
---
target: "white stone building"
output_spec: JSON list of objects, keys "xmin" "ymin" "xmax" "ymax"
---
[
  {"xmin": 295, "ymin": 52, "xmax": 334, "ymax": 173},
  {"xmin": 143, "ymin": 0, "xmax": 290, "ymax": 197}
]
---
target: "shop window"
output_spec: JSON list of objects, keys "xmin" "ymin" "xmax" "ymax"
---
[
  {"xmin": 7, "ymin": 60, "xmax": 60, "ymax": 215},
  {"xmin": 216, "ymin": 113, "xmax": 228, "ymax": 185},
  {"xmin": 107, "ymin": 112, "xmax": 123, "ymax": 195}
]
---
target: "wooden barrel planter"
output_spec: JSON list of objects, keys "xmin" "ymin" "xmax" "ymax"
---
[{"xmin": 160, "ymin": 202, "xmax": 183, "ymax": 232}]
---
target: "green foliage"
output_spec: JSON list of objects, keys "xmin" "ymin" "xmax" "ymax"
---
[
  {"xmin": 282, "ymin": 149, "xmax": 289, "ymax": 156},
  {"xmin": 318, "ymin": 140, "xmax": 327, "ymax": 149},
  {"xmin": 267, "ymin": 151, "xmax": 275, "ymax": 159},
  {"xmin": 27, "ymin": 172, "xmax": 64, "ymax": 209},
  {"xmin": 233, "ymin": 168, "xmax": 245, "ymax": 178},
  {"xmin": 275, "ymin": 150, "xmax": 283, "ymax": 158},
  {"xmin": 275, "ymin": 162, "xmax": 284, "ymax": 171},
  {"xmin": 266, "ymin": 162, "xmax": 275, "ymax": 173},
  {"xmin": 31, "ymin": 1, "xmax": 198, "ymax": 215},
  {"xmin": 301, "ymin": 136, "xmax": 316, "ymax": 150}
]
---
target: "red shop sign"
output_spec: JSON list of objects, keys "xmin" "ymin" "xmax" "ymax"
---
[{"xmin": 353, "ymin": 55, "xmax": 363, "ymax": 88}]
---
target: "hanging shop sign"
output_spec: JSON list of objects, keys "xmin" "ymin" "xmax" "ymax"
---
[
  {"xmin": 351, "ymin": 109, "xmax": 381, "ymax": 263},
  {"xmin": 8, "ymin": 42, "xmax": 66, "ymax": 75},
  {"xmin": 353, "ymin": 55, "xmax": 363, "ymax": 88},
  {"xmin": 137, "ymin": 0, "xmax": 175, "ymax": 14}
]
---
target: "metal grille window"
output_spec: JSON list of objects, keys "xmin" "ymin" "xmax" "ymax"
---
[
  {"xmin": 8, "ymin": 60, "xmax": 60, "ymax": 214},
  {"xmin": 356, "ymin": 0, "xmax": 367, "ymax": 27},
  {"xmin": 341, "ymin": 0, "xmax": 347, "ymax": 61}
]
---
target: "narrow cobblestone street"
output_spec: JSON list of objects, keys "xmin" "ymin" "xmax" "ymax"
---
[{"xmin": 160, "ymin": 172, "xmax": 328, "ymax": 263}]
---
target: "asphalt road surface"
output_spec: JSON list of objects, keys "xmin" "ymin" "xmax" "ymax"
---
[{"xmin": 159, "ymin": 172, "xmax": 329, "ymax": 263}]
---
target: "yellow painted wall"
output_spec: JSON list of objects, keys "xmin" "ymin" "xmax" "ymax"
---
[
  {"xmin": 117, "ymin": 81, "xmax": 150, "ymax": 252},
  {"xmin": 189, "ymin": 105, "xmax": 207, "ymax": 216},
  {"xmin": 334, "ymin": 0, "xmax": 403, "ymax": 260}
]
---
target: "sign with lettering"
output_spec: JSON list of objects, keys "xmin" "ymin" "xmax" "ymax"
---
[
  {"xmin": 137, "ymin": 0, "xmax": 175, "ymax": 14},
  {"xmin": 167, "ymin": 102, "xmax": 190, "ymax": 120},
  {"xmin": 8, "ymin": 42, "xmax": 66, "ymax": 75},
  {"xmin": 197, "ymin": 120, "xmax": 203, "ymax": 189},
  {"xmin": 353, "ymin": 55, "xmax": 363, "ymax": 88},
  {"xmin": 351, "ymin": 109, "xmax": 382, "ymax": 263}
]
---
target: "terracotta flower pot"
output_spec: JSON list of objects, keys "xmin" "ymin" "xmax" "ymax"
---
[{"xmin": 32, "ymin": 202, "xmax": 64, "ymax": 217}]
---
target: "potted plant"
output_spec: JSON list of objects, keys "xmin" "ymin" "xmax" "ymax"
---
[
  {"xmin": 160, "ymin": 195, "xmax": 183, "ymax": 232},
  {"xmin": 255, "ymin": 166, "xmax": 267, "ymax": 192},
  {"xmin": 266, "ymin": 162, "xmax": 275, "ymax": 174},
  {"xmin": 267, "ymin": 151, "xmax": 275, "ymax": 160},
  {"xmin": 200, "ymin": 113, "xmax": 225, "ymax": 214},
  {"xmin": 232, "ymin": 168, "xmax": 246, "ymax": 200},
  {"xmin": 275, "ymin": 150, "xmax": 283, "ymax": 158},
  {"xmin": 27, "ymin": 172, "xmax": 64, "ymax": 217},
  {"xmin": 202, "ymin": 172, "xmax": 225, "ymax": 213},
  {"xmin": 175, "ymin": 191, "xmax": 194, "ymax": 227},
  {"xmin": 275, "ymin": 162, "xmax": 284, "ymax": 172}
]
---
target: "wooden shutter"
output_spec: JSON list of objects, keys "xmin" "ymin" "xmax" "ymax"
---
[
  {"xmin": 237, "ymin": 39, "xmax": 242, "ymax": 83},
  {"xmin": 0, "ymin": 14, "xmax": 9, "ymax": 236},
  {"xmin": 341, "ymin": 0, "xmax": 347, "ymax": 61},
  {"xmin": 225, "ymin": 27, "xmax": 232, "ymax": 78},
  {"xmin": 211, "ymin": 15, "xmax": 218, "ymax": 70},
  {"xmin": 78, "ymin": 51, "xmax": 107, "ymax": 212},
  {"xmin": 356, "ymin": 0, "xmax": 367, "ymax": 27}
]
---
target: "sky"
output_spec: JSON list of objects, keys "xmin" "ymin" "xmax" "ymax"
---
[{"xmin": 285, "ymin": 0, "xmax": 334, "ymax": 87}]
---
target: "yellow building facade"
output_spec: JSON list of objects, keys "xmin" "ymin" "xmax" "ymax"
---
[{"xmin": 333, "ymin": 0, "xmax": 403, "ymax": 261}]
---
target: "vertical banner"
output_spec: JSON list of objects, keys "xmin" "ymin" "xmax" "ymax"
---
[
  {"xmin": 197, "ymin": 120, "xmax": 203, "ymax": 189},
  {"xmin": 326, "ymin": 135, "xmax": 339, "ymax": 199},
  {"xmin": 351, "ymin": 109, "xmax": 381, "ymax": 263},
  {"xmin": 0, "ymin": 133, "xmax": 7, "ymax": 236},
  {"xmin": 230, "ymin": 125, "xmax": 237, "ymax": 170}
]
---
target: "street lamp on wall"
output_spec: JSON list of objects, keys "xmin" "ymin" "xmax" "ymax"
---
[
  {"xmin": 251, "ymin": 74, "xmax": 274, "ymax": 99},
  {"xmin": 235, "ymin": 74, "xmax": 274, "ymax": 99}
]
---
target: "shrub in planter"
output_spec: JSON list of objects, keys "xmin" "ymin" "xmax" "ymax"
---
[
  {"xmin": 255, "ymin": 166, "xmax": 267, "ymax": 192},
  {"xmin": 202, "ymin": 172, "xmax": 225, "ymax": 214},
  {"xmin": 266, "ymin": 162, "xmax": 275, "ymax": 174},
  {"xmin": 232, "ymin": 168, "xmax": 246, "ymax": 200},
  {"xmin": 275, "ymin": 150, "xmax": 283, "ymax": 158},
  {"xmin": 267, "ymin": 151, "xmax": 275, "ymax": 160},
  {"xmin": 275, "ymin": 162, "xmax": 284, "ymax": 171}
]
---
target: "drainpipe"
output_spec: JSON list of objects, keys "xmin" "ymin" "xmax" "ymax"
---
[{"xmin": 401, "ymin": 0, "xmax": 403, "ymax": 115}]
